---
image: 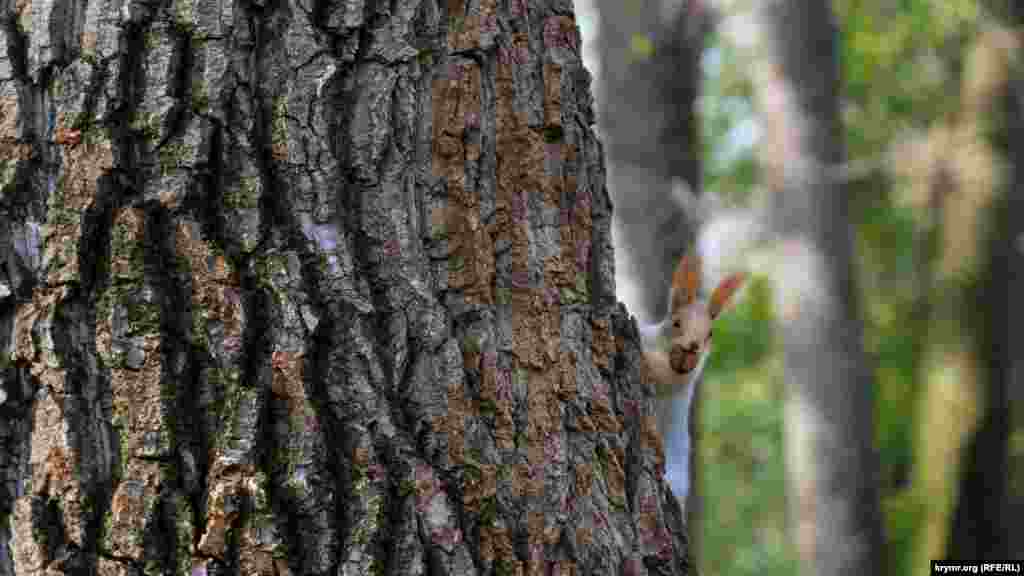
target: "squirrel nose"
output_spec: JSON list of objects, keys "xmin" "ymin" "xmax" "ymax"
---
[{"xmin": 669, "ymin": 342, "xmax": 701, "ymax": 373}]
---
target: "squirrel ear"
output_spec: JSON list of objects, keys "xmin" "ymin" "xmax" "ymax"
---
[
  {"xmin": 709, "ymin": 273, "xmax": 746, "ymax": 319},
  {"xmin": 670, "ymin": 252, "xmax": 701, "ymax": 311}
]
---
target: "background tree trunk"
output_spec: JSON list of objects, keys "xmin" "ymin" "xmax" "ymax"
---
[
  {"xmin": 752, "ymin": 1, "xmax": 885, "ymax": 573},
  {"xmin": 592, "ymin": 0, "xmax": 710, "ymax": 542},
  {"xmin": 920, "ymin": 16, "xmax": 1024, "ymax": 561},
  {"xmin": 0, "ymin": 0, "xmax": 694, "ymax": 574},
  {"xmin": 595, "ymin": 0, "xmax": 709, "ymax": 325}
]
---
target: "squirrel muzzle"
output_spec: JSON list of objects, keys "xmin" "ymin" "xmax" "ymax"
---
[{"xmin": 670, "ymin": 343, "xmax": 700, "ymax": 374}]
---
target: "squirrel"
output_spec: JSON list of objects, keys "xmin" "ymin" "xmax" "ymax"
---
[{"xmin": 640, "ymin": 251, "xmax": 745, "ymax": 506}]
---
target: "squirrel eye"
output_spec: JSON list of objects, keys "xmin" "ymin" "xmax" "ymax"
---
[{"xmin": 673, "ymin": 320, "xmax": 681, "ymax": 328}]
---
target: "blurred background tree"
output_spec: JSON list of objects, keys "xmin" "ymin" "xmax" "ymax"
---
[{"xmin": 580, "ymin": 0, "xmax": 1024, "ymax": 573}]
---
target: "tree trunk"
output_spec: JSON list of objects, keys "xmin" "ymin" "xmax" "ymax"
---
[
  {"xmin": 0, "ymin": 0, "xmax": 693, "ymax": 574},
  {"xmin": 925, "ymin": 21, "xmax": 1023, "ymax": 561},
  {"xmin": 753, "ymin": 1, "xmax": 885, "ymax": 574},
  {"xmin": 594, "ymin": 0, "xmax": 709, "ymax": 327}
]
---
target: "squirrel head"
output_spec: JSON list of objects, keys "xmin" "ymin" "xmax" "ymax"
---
[{"xmin": 667, "ymin": 252, "xmax": 746, "ymax": 374}]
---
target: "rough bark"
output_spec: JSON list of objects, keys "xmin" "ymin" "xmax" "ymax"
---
[
  {"xmin": 0, "ymin": 0, "xmax": 693, "ymax": 574},
  {"xmin": 753, "ymin": 1, "xmax": 885, "ymax": 574}
]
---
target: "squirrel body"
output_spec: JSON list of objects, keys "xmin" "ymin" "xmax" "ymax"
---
[{"xmin": 641, "ymin": 252, "xmax": 745, "ymax": 504}]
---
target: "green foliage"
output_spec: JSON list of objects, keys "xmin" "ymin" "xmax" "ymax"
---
[
  {"xmin": 837, "ymin": 2, "xmax": 984, "ymax": 570},
  {"xmin": 883, "ymin": 489, "xmax": 925, "ymax": 576},
  {"xmin": 700, "ymin": 372, "xmax": 798, "ymax": 575},
  {"xmin": 692, "ymin": 0, "xmax": 1003, "ymax": 569},
  {"xmin": 836, "ymin": 0, "xmax": 980, "ymax": 152},
  {"xmin": 696, "ymin": 0, "xmax": 993, "ymax": 573},
  {"xmin": 704, "ymin": 277, "xmax": 773, "ymax": 376},
  {"xmin": 701, "ymin": 31, "xmax": 759, "ymax": 200},
  {"xmin": 700, "ymin": 275, "xmax": 792, "ymax": 575}
]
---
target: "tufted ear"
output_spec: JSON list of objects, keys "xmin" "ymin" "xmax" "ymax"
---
[
  {"xmin": 709, "ymin": 273, "xmax": 746, "ymax": 319},
  {"xmin": 669, "ymin": 252, "xmax": 701, "ymax": 313}
]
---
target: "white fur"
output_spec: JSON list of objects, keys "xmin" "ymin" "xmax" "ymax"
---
[
  {"xmin": 662, "ymin": 346, "xmax": 710, "ymax": 512},
  {"xmin": 637, "ymin": 273, "xmax": 712, "ymax": 510}
]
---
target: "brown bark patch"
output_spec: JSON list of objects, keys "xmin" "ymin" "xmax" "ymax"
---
[
  {"xmin": 590, "ymin": 378, "xmax": 621, "ymax": 434},
  {"xmin": 480, "ymin": 523, "xmax": 514, "ymax": 564},
  {"xmin": 527, "ymin": 511, "xmax": 545, "ymax": 574},
  {"xmin": 511, "ymin": 291, "xmax": 559, "ymax": 368},
  {"xmin": 28, "ymin": 391, "xmax": 84, "ymax": 543},
  {"xmin": 542, "ymin": 62, "xmax": 563, "ymax": 131},
  {"xmin": 447, "ymin": 1, "xmax": 478, "ymax": 52},
  {"xmin": 526, "ymin": 369, "xmax": 559, "ymax": 439},
  {"xmin": 575, "ymin": 525, "xmax": 592, "ymax": 548},
  {"xmin": 197, "ymin": 473, "xmax": 242, "ymax": 558},
  {"xmin": 107, "ymin": 344, "xmax": 165, "ymax": 447},
  {"xmin": 555, "ymin": 188, "xmax": 591, "ymax": 295},
  {"xmin": 270, "ymin": 350, "xmax": 305, "ymax": 399},
  {"xmin": 432, "ymin": 61, "xmax": 495, "ymax": 305},
  {"xmin": 270, "ymin": 350, "xmax": 318, "ymax": 453},
  {"xmin": 0, "ymin": 97, "xmax": 32, "ymax": 163},
  {"xmin": 463, "ymin": 462, "xmax": 496, "ymax": 513},
  {"xmin": 554, "ymin": 560, "xmax": 577, "ymax": 576},
  {"xmin": 444, "ymin": 379, "xmax": 468, "ymax": 464},
  {"xmin": 481, "ymin": 351, "xmax": 516, "ymax": 449},
  {"xmin": 81, "ymin": 31, "xmax": 98, "ymax": 55},
  {"xmin": 636, "ymin": 491, "xmax": 672, "ymax": 559},
  {"xmin": 432, "ymin": 60, "xmax": 481, "ymax": 202},
  {"xmin": 575, "ymin": 412, "xmax": 596, "ymax": 433},
  {"xmin": 175, "ymin": 221, "xmax": 243, "ymax": 348},
  {"xmin": 575, "ymin": 462, "xmax": 593, "ymax": 498},
  {"xmin": 640, "ymin": 413, "xmax": 666, "ymax": 473},
  {"xmin": 46, "ymin": 131, "xmax": 114, "ymax": 284},
  {"xmin": 107, "ymin": 461, "xmax": 163, "ymax": 559},
  {"xmin": 511, "ymin": 462, "xmax": 528, "ymax": 499},
  {"xmin": 446, "ymin": 0, "xmax": 498, "ymax": 52},
  {"xmin": 97, "ymin": 557, "xmax": 131, "ymax": 576},
  {"xmin": 11, "ymin": 498, "xmax": 45, "ymax": 572},
  {"xmin": 197, "ymin": 468, "xmax": 265, "ymax": 560},
  {"xmin": 10, "ymin": 288, "xmax": 87, "ymax": 569},
  {"xmin": 542, "ymin": 15, "xmax": 580, "ymax": 53},
  {"xmin": 589, "ymin": 317, "xmax": 615, "ymax": 370},
  {"xmin": 494, "ymin": 33, "xmax": 545, "ymax": 298},
  {"xmin": 13, "ymin": 289, "xmax": 64, "ymax": 365},
  {"xmin": 110, "ymin": 207, "xmax": 146, "ymax": 281}
]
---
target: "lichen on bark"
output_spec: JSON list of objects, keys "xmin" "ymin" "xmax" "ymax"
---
[{"xmin": 0, "ymin": 0, "xmax": 693, "ymax": 573}]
